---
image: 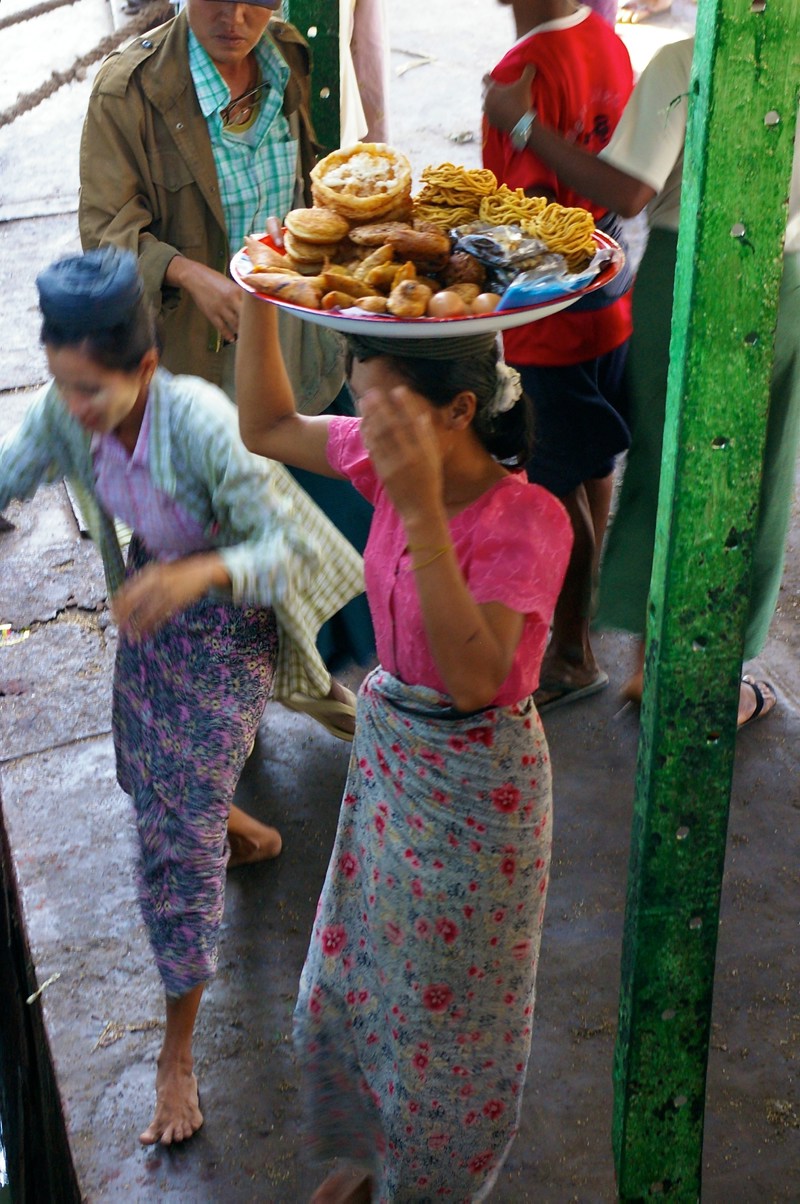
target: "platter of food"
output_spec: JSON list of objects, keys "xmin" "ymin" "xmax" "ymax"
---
[{"xmin": 230, "ymin": 142, "xmax": 627, "ymax": 338}]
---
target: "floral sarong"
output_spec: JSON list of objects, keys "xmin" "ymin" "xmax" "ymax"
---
[
  {"xmin": 294, "ymin": 667, "xmax": 552, "ymax": 1202},
  {"xmin": 113, "ymin": 537, "xmax": 278, "ymax": 998}
]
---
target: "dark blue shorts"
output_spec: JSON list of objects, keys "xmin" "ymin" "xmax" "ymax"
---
[{"xmin": 514, "ymin": 342, "xmax": 631, "ymax": 498}]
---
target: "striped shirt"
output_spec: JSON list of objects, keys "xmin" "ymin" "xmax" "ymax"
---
[
  {"xmin": 0, "ymin": 369, "xmax": 364, "ymax": 699},
  {"xmin": 92, "ymin": 401, "xmax": 210, "ymax": 561},
  {"xmin": 188, "ymin": 28, "xmax": 298, "ymax": 252}
]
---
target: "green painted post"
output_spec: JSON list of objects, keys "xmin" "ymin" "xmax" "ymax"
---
[
  {"xmin": 613, "ymin": 2, "xmax": 799, "ymax": 1199},
  {"xmin": 284, "ymin": 0, "xmax": 341, "ymax": 154}
]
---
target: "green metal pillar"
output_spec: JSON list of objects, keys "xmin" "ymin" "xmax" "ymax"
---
[
  {"xmin": 284, "ymin": 0, "xmax": 341, "ymax": 154},
  {"xmin": 613, "ymin": 1, "xmax": 799, "ymax": 1199}
]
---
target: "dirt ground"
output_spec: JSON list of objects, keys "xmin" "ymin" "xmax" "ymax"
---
[{"xmin": 0, "ymin": 1, "xmax": 798, "ymax": 1200}]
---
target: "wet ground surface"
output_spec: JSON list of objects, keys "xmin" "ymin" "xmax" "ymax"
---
[{"xmin": 1, "ymin": 1, "xmax": 799, "ymax": 1200}]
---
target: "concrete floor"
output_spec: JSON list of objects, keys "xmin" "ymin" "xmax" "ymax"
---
[
  {"xmin": 2, "ymin": 479, "xmax": 798, "ymax": 1201},
  {"xmin": 1, "ymin": 1, "xmax": 798, "ymax": 1200}
]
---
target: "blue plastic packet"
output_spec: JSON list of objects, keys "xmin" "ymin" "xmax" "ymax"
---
[
  {"xmin": 452, "ymin": 221, "xmax": 607, "ymax": 311},
  {"xmin": 496, "ymin": 259, "xmax": 603, "ymax": 311}
]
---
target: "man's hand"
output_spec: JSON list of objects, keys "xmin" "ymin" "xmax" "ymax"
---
[
  {"xmin": 482, "ymin": 64, "xmax": 536, "ymax": 133},
  {"xmin": 165, "ymin": 256, "xmax": 243, "ymax": 343}
]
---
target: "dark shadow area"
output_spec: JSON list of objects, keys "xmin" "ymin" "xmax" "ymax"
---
[{"xmin": 0, "ymin": 790, "xmax": 80, "ymax": 1203}]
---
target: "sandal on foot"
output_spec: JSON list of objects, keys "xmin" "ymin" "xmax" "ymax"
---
[
  {"xmin": 535, "ymin": 670, "xmax": 609, "ymax": 714},
  {"xmin": 282, "ymin": 688, "xmax": 357, "ymax": 741},
  {"xmin": 738, "ymin": 675, "xmax": 777, "ymax": 730}
]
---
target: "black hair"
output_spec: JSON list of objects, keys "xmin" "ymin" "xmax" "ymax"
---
[
  {"xmin": 40, "ymin": 294, "xmax": 160, "ymax": 374},
  {"xmin": 346, "ymin": 337, "xmax": 535, "ymax": 468}
]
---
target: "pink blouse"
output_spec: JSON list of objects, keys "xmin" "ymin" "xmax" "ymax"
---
[{"xmin": 327, "ymin": 418, "xmax": 572, "ymax": 706}]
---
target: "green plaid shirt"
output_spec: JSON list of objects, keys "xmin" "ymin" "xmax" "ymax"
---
[{"xmin": 189, "ymin": 30, "xmax": 298, "ymax": 252}]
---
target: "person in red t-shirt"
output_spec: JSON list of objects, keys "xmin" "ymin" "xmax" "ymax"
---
[{"xmin": 483, "ymin": 0, "xmax": 634, "ymax": 712}]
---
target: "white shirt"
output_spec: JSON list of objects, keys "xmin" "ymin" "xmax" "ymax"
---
[{"xmin": 601, "ymin": 37, "xmax": 800, "ymax": 254}]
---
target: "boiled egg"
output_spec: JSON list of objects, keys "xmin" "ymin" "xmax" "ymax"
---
[
  {"xmin": 426, "ymin": 290, "xmax": 469, "ymax": 319},
  {"xmin": 470, "ymin": 292, "xmax": 502, "ymax": 314}
]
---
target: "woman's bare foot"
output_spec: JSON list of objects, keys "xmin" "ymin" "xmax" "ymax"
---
[
  {"xmin": 139, "ymin": 1062, "xmax": 203, "ymax": 1146},
  {"xmin": 620, "ymin": 670, "xmax": 644, "ymax": 705},
  {"xmin": 227, "ymin": 803, "xmax": 282, "ymax": 868},
  {"xmin": 619, "ymin": 640, "xmax": 646, "ymax": 706},
  {"xmin": 311, "ymin": 1166, "xmax": 372, "ymax": 1204}
]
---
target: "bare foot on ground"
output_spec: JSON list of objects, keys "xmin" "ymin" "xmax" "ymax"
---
[
  {"xmin": 227, "ymin": 805, "xmax": 282, "ymax": 868},
  {"xmin": 620, "ymin": 669, "xmax": 644, "ymax": 705},
  {"xmin": 311, "ymin": 1167, "xmax": 372, "ymax": 1203},
  {"xmin": 139, "ymin": 1064, "xmax": 203, "ymax": 1146}
]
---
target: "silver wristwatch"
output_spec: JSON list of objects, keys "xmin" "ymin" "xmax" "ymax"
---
[{"xmin": 509, "ymin": 108, "xmax": 536, "ymax": 152}]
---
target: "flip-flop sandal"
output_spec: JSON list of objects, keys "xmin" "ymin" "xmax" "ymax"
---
[
  {"xmin": 738, "ymin": 675, "xmax": 777, "ymax": 730},
  {"xmin": 282, "ymin": 688, "xmax": 357, "ymax": 741},
  {"xmin": 535, "ymin": 670, "xmax": 610, "ymax": 714}
]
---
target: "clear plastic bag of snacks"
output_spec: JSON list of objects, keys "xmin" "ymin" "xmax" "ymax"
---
[{"xmin": 452, "ymin": 222, "xmax": 610, "ymax": 310}]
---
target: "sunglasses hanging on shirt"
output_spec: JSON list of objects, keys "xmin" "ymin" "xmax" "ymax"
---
[{"xmin": 221, "ymin": 80, "xmax": 270, "ymax": 129}]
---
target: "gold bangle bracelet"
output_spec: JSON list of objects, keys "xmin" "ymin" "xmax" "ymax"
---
[{"xmin": 410, "ymin": 545, "xmax": 451, "ymax": 571}]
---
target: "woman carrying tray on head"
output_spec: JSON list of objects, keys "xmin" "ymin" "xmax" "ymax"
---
[
  {"xmin": 0, "ymin": 246, "xmax": 363, "ymax": 1147},
  {"xmin": 236, "ymin": 289, "xmax": 573, "ymax": 1200}
]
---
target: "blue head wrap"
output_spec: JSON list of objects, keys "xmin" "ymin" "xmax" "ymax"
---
[{"xmin": 36, "ymin": 246, "xmax": 143, "ymax": 337}]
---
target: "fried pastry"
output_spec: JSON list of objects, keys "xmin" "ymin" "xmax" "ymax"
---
[
  {"xmin": 243, "ymin": 272, "xmax": 322, "ymax": 308},
  {"xmin": 244, "ymin": 235, "xmax": 288, "ymax": 271},
  {"xmin": 442, "ymin": 251, "xmax": 487, "ymax": 288},
  {"xmin": 387, "ymin": 279, "xmax": 432, "ymax": 318},
  {"xmin": 393, "ymin": 261, "xmax": 418, "ymax": 284},
  {"xmin": 417, "ymin": 275, "xmax": 443, "ymax": 295},
  {"xmin": 364, "ymin": 261, "xmax": 406, "ymax": 290},
  {"xmin": 310, "ymin": 142, "xmax": 413, "ymax": 221},
  {"xmin": 353, "ymin": 244, "xmax": 395, "ymax": 280},
  {"xmin": 245, "ymin": 263, "xmax": 301, "ymax": 279},
  {"xmin": 284, "ymin": 206, "xmax": 350, "ymax": 244},
  {"xmin": 384, "ymin": 226, "xmax": 451, "ymax": 269},
  {"xmin": 283, "ymin": 229, "xmax": 340, "ymax": 264},
  {"xmin": 319, "ymin": 270, "xmax": 382, "ymax": 299},
  {"xmin": 285, "ymin": 257, "xmax": 329, "ymax": 277},
  {"xmin": 321, "ymin": 290, "xmax": 360, "ymax": 310},
  {"xmin": 348, "ymin": 221, "xmax": 414, "ymax": 246},
  {"xmin": 354, "ymin": 296, "xmax": 389, "ymax": 313},
  {"xmin": 377, "ymin": 197, "xmax": 415, "ymax": 224}
]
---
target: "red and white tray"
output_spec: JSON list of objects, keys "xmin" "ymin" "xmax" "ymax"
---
[{"xmin": 230, "ymin": 229, "xmax": 625, "ymax": 339}]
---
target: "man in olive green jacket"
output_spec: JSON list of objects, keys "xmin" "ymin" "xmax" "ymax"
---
[
  {"xmin": 79, "ymin": 0, "xmax": 374, "ymax": 674},
  {"xmin": 78, "ymin": 3, "xmax": 339, "ymax": 400}
]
